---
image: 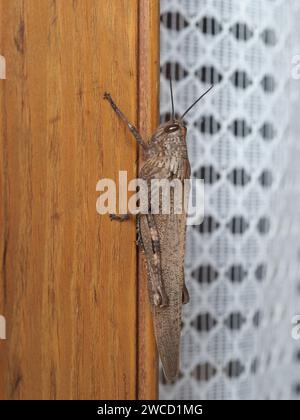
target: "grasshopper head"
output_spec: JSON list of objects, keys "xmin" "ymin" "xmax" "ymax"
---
[{"xmin": 150, "ymin": 82, "xmax": 213, "ymax": 143}]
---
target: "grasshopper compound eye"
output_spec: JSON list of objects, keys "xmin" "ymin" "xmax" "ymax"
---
[{"xmin": 164, "ymin": 123, "xmax": 180, "ymax": 133}]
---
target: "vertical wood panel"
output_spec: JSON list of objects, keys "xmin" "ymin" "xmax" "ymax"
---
[
  {"xmin": 0, "ymin": 0, "xmax": 6, "ymax": 398},
  {"xmin": 138, "ymin": 0, "xmax": 160, "ymax": 400},
  {"xmin": 0, "ymin": 0, "xmax": 139, "ymax": 400}
]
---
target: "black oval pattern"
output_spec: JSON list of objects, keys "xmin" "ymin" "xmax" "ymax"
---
[
  {"xmin": 160, "ymin": 112, "xmax": 181, "ymax": 124},
  {"xmin": 226, "ymin": 265, "xmax": 248, "ymax": 283},
  {"xmin": 230, "ymin": 71, "xmax": 252, "ymax": 89},
  {"xmin": 162, "ymin": 61, "xmax": 188, "ymax": 81},
  {"xmin": 255, "ymin": 264, "xmax": 267, "ymax": 282},
  {"xmin": 224, "ymin": 360, "xmax": 245, "ymax": 378},
  {"xmin": 293, "ymin": 383, "xmax": 300, "ymax": 396},
  {"xmin": 192, "ymin": 313, "xmax": 217, "ymax": 332},
  {"xmin": 224, "ymin": 312, "xmax": 246, "ymax": 330},
  {"xmin": 259, "ymin": 170, "xmax": 273, "ymax": 187},
  {"xmin": 257, "ymin": 217, "xmax": 271, "ymax": 235},
  {"xmin": 197, "ymin": 16, "xmax": 222, "ymax": 35},
  {"xmin": 261, "ymin": 28, "xmax": 277, "ymax": 46},
  {"xmin": 228, "ymin": 168, "xmax": 251, "ymax": 186},
  {"xmin": 229, "ymin": 119, "xmax": 252, "ymax": 138},
  {"xmin": 195, "ymin": 115, "xmax": 221, "ymax": 135},
  {"xmin": 261, "ymin": 74, "xmax": 276, "ymax": 93},
  {"xmin": 192, "ymin": 363, "xmax": 217, "ymax": 382},
  {"xmin": 227, "ymin": 216, "xmax": 249, "ymax": 234},
  {"xmin": 194, "ymin": 166, "xmax": 221, "ymax": 184},
  {"xmin": 230, "ymin": 22, "xmax": 253, "ymax": 41},
  {"xmin": 260, "ymin": 122, "xmax": 276, "ymax": 141},
  {"xmin": 192, "ymin": 265, "xmax": 219, "ymax": 285},
  {"xmin": 195, "ymin": 66, "xmax": 223, "ymax": 84},
  {"xmin": 160, "ymin": 12, "xmax": 189, "ymax": 31},
  {"xmin": 195, "ymin": 215, "xmax": 220, "ymax": 234},
  {"xmin": 251, "ymin": 358, "xmax": 259, "ymax": 374},
  {"xmin": 253, "ymin": 311, "xmax": 262, "ymax": 328}
]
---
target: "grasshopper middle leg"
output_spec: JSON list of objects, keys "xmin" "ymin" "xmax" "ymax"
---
[{"xmin": 109, "ymin": 213, "xmax": 130, "ymax": 222}]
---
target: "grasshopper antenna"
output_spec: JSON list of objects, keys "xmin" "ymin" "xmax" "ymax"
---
[
  {"xmin": 170, "ymin": 77, "xmax": 175, "ymax": 121},
  {"xmin": 180, "ymin": 85, "xmax": 213, "ymax": 119}
]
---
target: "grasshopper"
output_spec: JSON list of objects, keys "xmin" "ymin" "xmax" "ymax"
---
[{"xmin": 104, "ymin": 82, "xmax": 213, "ymax": 381}]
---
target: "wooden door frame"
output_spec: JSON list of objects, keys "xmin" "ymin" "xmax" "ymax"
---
[{"xmin": 137, "ymin": 0, "xmax": 160, "ymax": 400}]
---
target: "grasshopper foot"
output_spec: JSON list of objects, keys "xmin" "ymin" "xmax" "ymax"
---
[
  {"xmin": 103, "ymin": 92, "xmax": 111, "ymax": 101},
  {"xmin": 109, "ymin": 214, "xmax": 130, "ymax": 222}
]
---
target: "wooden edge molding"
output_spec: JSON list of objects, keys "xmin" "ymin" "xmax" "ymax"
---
[{"xmin": 137, "ymin": 0, "xmax": 160, "ymax": 400}]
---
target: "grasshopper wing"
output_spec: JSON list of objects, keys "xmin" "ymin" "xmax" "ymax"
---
[{"xmin": 140, "ymin": 211, "xmax": 187, "ymax": 381}]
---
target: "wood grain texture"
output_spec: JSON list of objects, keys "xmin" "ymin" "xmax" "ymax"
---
[
  {"xmin": 137, "ymin": 0, "xmax": 160, "ymax": 400},
  {"xmin": 0, "ymin": 0, "xmax": 141, "ymax": 400}
]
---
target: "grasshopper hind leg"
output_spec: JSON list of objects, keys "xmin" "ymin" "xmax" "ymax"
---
[
  {"xmin": 136, "ymin": 214, "xmax": 144, "ymax": 249},
  {"xmin": 146, "ymin": 214, "xmax": 169, "ymax": 308},
  {"xmin": 140, "ymin": 214, "xmax": 168, "ymax": 308}
]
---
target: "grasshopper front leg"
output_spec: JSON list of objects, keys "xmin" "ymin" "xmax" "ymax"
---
[{"xmin": 103, "ymin": 92, "xmax": 146, "ymax": 149}]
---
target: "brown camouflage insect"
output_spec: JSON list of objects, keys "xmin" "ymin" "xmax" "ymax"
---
[{"xmin": 104, "ymin": 82, "xmax": 212, "ymax": 380}]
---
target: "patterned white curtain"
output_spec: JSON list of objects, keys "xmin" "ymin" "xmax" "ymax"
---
[{"xmin": 160, "ymin": 0, "xmax": 300, "ymax": 400}]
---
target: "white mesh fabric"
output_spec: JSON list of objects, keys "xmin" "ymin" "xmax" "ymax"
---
[{"xmin": 159, "ymin": 0, "xmax": 300, "ymax": 400}]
